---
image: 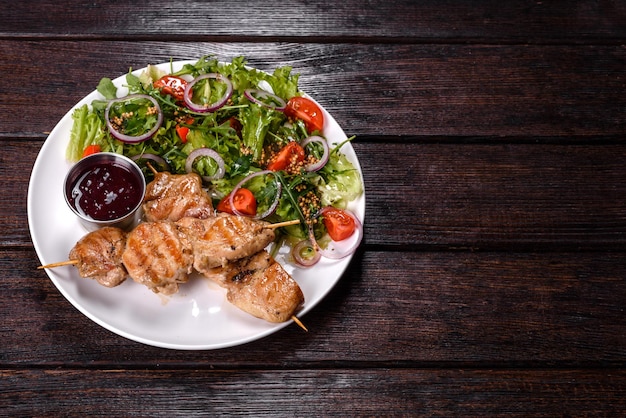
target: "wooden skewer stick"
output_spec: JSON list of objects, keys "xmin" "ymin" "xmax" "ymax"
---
[
  {"xmin": 145, "ymin": 161, "xmax": 158, "ymax": 176},
  {"xmin": 37, "ymin": 259, "xmax": 78, "ymax": 270},
  {"xmin": 291, "ymin": 315, "xmax": 308, "ymax": 332},
  {"xmin": 265, "ymin": 219, "xmax": 300, "ymax": 229}
]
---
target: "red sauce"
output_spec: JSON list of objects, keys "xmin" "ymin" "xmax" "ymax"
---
[{"xmin": 70, "ymin": 162, "xmax": 143, "ymax": 221}]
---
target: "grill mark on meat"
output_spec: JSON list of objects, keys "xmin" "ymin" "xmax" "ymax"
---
[
  {"xmin": 122, "ymin": 221, "xmax": 193, "ymax": 294},
  {"xmin": 202, "ymin": 251, "xmax": 304, "ymax": 322},
  {"xmin": 231, "ymin": 269, "xmax": 255, "ymax": 283},
  {"xmin": 176, "ymin": 215, "xmax": 275, "ymax": 271},
  {"xmin": 151, "ymin": 223, "xmax": 190, "ymax": 282},
  {"xmin": 143, "ymin": 172, "xmax": 214, "ymax": 222},
  {"xmin": 219, "ymin": 217, "xmax": 238, "ymax": 248},
  {"xmin": 69, "ymin": 226, "xmax": 128, "ymax": 288}
]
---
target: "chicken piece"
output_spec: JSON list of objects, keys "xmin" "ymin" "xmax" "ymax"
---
[
  {"xmin": 143, "ymin": 171, "xmax": 214, "ymax": 222},
  {"xmin": 201, "ymin": 250, "xmax": 271, "ymax": 287},
  {"xmin": 69, "ymin": 227, "xmax": 128, "ymax": 288},
  {"xmin": 121, "ymin": 220, "xmax": 194, "ymax": 295},
  {"xmin": 202, "ymin": 251, "xmax": 304, "ymax": 323},
  {"xmin": 176, "ymin": 214, "xmax": 275, "ymax": 271}
]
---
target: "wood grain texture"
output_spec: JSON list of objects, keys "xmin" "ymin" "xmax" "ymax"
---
[
  {"xmin": 2, "ymin": 0, "xmax": 625, "ymax": 43},
  {"xmin": 2, "ymin": 369, "xmax": 625, "ymax": 416},
  {"xmin": 4, "ymin": 249, "xmax": 625, "ymax": 365},
  {"xmin": 1, "ymin": 42, "xmax": 625, "ymax": 138}
]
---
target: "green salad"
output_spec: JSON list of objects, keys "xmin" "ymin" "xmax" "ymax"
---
[{"xmin": 66, "ymin": 56, "xmax": 363, "ymax": 266}]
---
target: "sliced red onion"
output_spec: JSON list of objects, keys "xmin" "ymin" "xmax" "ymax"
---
[
  {"xmin": 244, "ymin": 88, "xmax": 287, "ymax": 111},
  {"xmin": 310, "ymin": 207, "xmax": 363, "ymax": 260},
  {"xmin": 185, "ymin": 148, "xmax": 225, "ymax": 182},
  {"xmin": 230, "ymin": 170, "xmax": 282, "ymax": 219},
  {"xmin": 291, "ymin": 239, "xmax": 321, "ymax": 267},
  {"xmin": 105, "ymin": 94, "xmax": 163, "ymax": 143},
  {"xmin": 301, "ymin": 135, "xmax": 330, "ymax": 172},
  {"xmin": 131, "ymin": 153, "xmax": 170, "ymax": 171},
  {"xmin": 183, "ymin": 73, "xmax": 233, "ymax": 113}
]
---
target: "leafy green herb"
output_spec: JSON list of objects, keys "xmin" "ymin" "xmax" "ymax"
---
[{"xmin": 96, "ymin": 78, "xmax": 117, "ymax": 100}]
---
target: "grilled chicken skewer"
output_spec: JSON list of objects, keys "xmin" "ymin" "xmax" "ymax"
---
[
  {"xmin": 39, "ymin": 216, "xmax": 305, "ymax": 323},
  {"xmin": 122, "ymin": 214, "xmax": 278, "ymax": 295},
  {"xmin": 41, "ymin": 215, "xmax": 277, "ymax": 294},
  {"xmin": 38, "ymin": 218, "xmax": 298, "ymax": 275}
]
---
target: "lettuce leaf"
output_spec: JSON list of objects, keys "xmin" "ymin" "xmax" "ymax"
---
[
  {"xmin": 66, "ymin": 104, "xmax": 107, "ymax": 162},
  {"xmin": 318, "ymin": 152, "xmax": 363, "ymax": 208},
  {"xmin": 267, "ymin": 66, "xmax": 299, "ymax": 100}
]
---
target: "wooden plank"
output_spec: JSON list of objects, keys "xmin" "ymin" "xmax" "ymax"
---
[
  {"xmin": 0, "ymin": 141, "xmax": 39, "ymax": 247},
  {"xmin": 1, "ymin": 42, "xmax": 624, "ymax": 137},
  {"xmin": 9, "ymin": 140, "xmax": 626, "ymax": 249},
  {"xmin": 5, "ymin": 249, "xmax": 625, "ymax": 364},
  {"xmin": 2, "ymin": 0, "xmax": 625, "ymax": 43},
  {"xmin": 362, "ymin": 142, "xmax": 626, "ymax": 250},
  {"xmin": 2, "ymin": 368, "xmax": 625, "ymax": 416}
]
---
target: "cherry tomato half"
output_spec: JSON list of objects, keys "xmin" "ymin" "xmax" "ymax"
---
[
  {"xmin": 216, "ymin": 188, "xmax": 257, "ymax": 216},
  {"xmin": 322, "ymin": 207, "xmax": 356, "ymax": 241},
  {"xmin": 266, "ymin": 142, "xmax": 305, "ymax": 172},
  {"xmin": 154, "ymin": 75, "xmax": 188, "ymax": 102},
  {"xmin": 284, "ymin": 96, "xmax": 324, "ymax": 133},
  {"xmin": 176, "ymin": 126, "xmax": 190, "ymax": 143},
  {"xmin": 82, "ymin": 144, "xmax": 101, "ymax": 158}
]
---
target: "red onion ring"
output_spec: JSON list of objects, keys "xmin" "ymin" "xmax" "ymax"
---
[
  {"xmin": 185, "ymin": 148, "xmax": 226, "ymax": 182},
  {"xmin": 131, "ymin": 153, "xmax": 170, "ymax": 171},
  {"xmin": 244, "ymin": 88, "xmax": 287, "ymax": 111},
  {"xmin": 309, "ymin": 207, "xmax": 363, "ymax": 260},
  {"xmin": 105, "ymin": 94, "xmax": 163, "ymax": 143},
  {"xmin": 183, "ymin": 73, "xmax": 233, "ymax": 113},
  {"xmin": 301, "ymin": 135, "xmax": 330, "ymax": 172},
  {"xmin": 229, "ymin": 170, "xmax": 282, "ymax": 219},
  {"xmin": 291, "ymin": 239, "xmax": 321, "ymax": 267}
]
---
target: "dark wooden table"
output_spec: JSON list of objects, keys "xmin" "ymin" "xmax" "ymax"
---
[{"xmin": 2, "ymin": 1, "xmax": 626, "ymax": 415}]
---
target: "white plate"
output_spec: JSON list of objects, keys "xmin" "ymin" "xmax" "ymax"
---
[{"xmin": 27, "ymin": 60, "xmax": 365, "ymax": 350}]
